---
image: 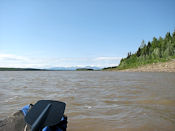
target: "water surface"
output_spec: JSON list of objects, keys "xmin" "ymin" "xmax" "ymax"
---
[{"xmin": 0, "ymin": 71, "xmax": 175, "ymax": 131}]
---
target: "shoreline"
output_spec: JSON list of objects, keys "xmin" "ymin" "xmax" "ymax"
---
[{"xmin": 107, "ymin": 59, "xmax": 175, "ymax": 72}]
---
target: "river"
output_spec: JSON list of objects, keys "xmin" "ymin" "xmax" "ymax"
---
[{"xmin": 0, "ymin": 71, "xmax": 175, "ymax": 131}]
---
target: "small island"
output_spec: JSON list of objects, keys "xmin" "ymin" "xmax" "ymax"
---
[{"xmin": 76, "ymin": 68, "xmax": 94, "ymax": 71}]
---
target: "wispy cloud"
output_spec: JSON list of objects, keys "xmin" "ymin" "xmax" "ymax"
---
[
  {"xmin": 0, "ymin": 54, "xmax": 28, "ymax": 61},
  {"xmin": 0, "ymin": 54, "xmax": 122, "ymax": 68},
  {"xmin": 94, "ymin": 57, "xmax": 122, "ymax": 61}
]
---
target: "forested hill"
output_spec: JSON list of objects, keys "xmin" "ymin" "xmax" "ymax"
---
[{"xmin": 104, "ymin": 31, "xmax": 175, "ymax": 70}]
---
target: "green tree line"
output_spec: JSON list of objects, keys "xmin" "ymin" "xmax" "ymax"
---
[{"xmin": 117, "ymin": 31, "xmax": 175, "ymax": 70}]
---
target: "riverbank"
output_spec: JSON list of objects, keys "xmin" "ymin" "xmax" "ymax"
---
[
  {"xmin": 106, "ymin": 59, "xmax": 175, "ymax": 72},
  {"xmin": 0, "ymin": 68, "xmax": 43, "ymax": 71},
  {"xmin": 102, "ymin": 31, "xmax": 175, "ymax": 72}
]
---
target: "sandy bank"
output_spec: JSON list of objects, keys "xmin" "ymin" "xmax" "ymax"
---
[{"xmin": 118, "ymin": 59, "xmax": 175, "ymax": 72}]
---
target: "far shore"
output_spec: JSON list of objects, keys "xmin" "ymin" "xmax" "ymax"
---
[
  {"xmin": 105, "ymin": 59, "xmax": 175, "ymax": 72},
  {"xmin": 1, "ymin": 59, "xmax": 175, "ymax": 72}
]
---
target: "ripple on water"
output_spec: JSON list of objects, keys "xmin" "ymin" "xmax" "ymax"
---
[{"xmin": 0, "ymin": 71, "xmax": 175, "ymax": 130}]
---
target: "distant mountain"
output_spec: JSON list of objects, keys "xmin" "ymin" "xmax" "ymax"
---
[
  {"xmin": 48, "ymin": 67, "xmax": 77, "ymax": 71},
  {"xmin": 47, "ymin": 66, "xmax": 102, "ymax": 71}
]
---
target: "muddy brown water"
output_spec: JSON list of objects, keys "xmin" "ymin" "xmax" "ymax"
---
[{"xmin": 0, "ymin": 71, "xmax": 175, "ymax": 131}]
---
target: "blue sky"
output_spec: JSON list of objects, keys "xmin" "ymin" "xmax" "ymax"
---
[{"xmin": 0, "ymin": 0, "xmax": 175, "ymax": 68}]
